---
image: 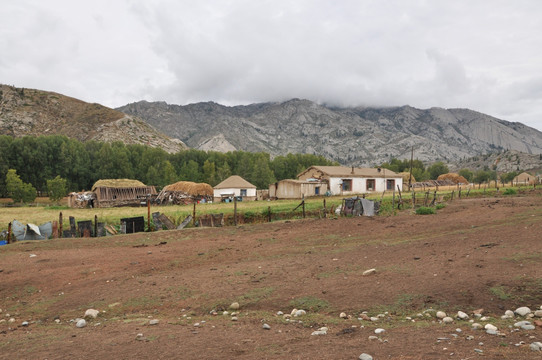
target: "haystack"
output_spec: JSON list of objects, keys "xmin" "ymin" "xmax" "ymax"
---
[
  {"xmin": 437, "ymin": 173, "xmax": 469, "ymax": 185},
  {"xmin": 156, "ymin": 181, "xmax": 213, "ymax": 205},
  {"xmin": 399, "ymin": 172, "xmax": 416, "ymax": 184}
]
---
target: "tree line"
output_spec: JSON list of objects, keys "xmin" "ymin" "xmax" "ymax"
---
[{"xmin": 0, "ymin": 135, "xmax": 337, "ymax": 198}]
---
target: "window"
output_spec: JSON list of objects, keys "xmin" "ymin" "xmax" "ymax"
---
[
  {"xmin": 366, "ymin": 179, "xmax": 375, "ymax": 191},
  {"xmin": 240, "ymin": 189, "xmax": 247, "ymax": 196},
  {"xmin": 342, "ymin": 179, "xmax": 352, "ymax": 191},
  {"xmin": 386, "ymin": 179, "xmax": 395, "ymax": 190}
]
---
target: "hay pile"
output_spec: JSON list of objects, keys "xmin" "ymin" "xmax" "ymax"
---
[
  {"xmin": 437, "ymin": 173, "xmax": 469, "ymax": 185},
  {"xmin": 399, "ymin": 172, "xmax": 416, "ymax": 183},
  {"xmin": 92, "ymin": 179, "xmax": 147, "ymax": 190},
  {"xmin": 157, "ymin": 181, "xmax": 213, "ymax": 205}
]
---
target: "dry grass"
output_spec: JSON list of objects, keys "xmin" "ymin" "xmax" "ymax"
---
[
  {"xmin": 91, "ymin": 179, "xmax": 147, "ymax": 190},
  {"xmin": 162, "ymin": 181, "xmax": 213, "ymax": 196}
]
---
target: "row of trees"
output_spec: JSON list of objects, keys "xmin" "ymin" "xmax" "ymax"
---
[
  {"xmin": 380, "ymin": 158, "xmax": 519, "ymax": 185},
  {"xmin": 0, "ymin": 135, "xmax": 337, "ymax": 198}
]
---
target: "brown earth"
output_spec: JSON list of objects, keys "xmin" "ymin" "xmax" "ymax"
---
[{"xmin": 1, "ymin": 192, "xmax": 542, "ymax": 359}]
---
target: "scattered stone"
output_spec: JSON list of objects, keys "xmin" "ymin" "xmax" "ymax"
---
[
  {"xmin": 231, "ymin": 316, "xmax": 238, "ymax": 321},
  {"xmin": 436, "ymin": 311, "xmax": 446, "ymax": 319},
  {"xmin": 515, "ymin": 307, "xmax": 531, "ymax": 317},
  {"xmin": 455, "ymin": 328, "xmax": 462, "ymax": 333},
  {"xmin": 362, "ymin": 268, "xmax": 376, "ymax": 276},
  {"xmin": 223, "ymin": 311, "xmax": 229, "ymax": 316},
  {"xmin": 472, "ymin": 323, "xmax": 482, "ymax": 330},
  {"xmin": 193, "ymin": 323, "xmax": 200, "ymax": 327},
  {"xmin": 359, "ymin": 354, "xmax": 373, "ymax": 360},
  {"xmin": 374, "ymin": 328, "xmax": 385, "ymax": 334},
  {"xmin": 474, "ymin": 349, "xmax": 483, "ymax": 353},
  {"xmin": 8, "ymin": 318, "xmax": 15, "ymax": 323},
  {"xmin": 339, "ymin": 312, "xmax": 347, "ymax": 319},
  {"xmin": 466, "ymin": 335, "xmax": 474, "ymax": 340},
  {"xmin": 484, "ymin": 324, "xmax": 497, "ymax": 331},
  {"xmin": 149, "ymin": 319, "xmax": 159, "ymax": 325},
  {"xmin": 21, "ymin": 321, "xmax": 29, "ymax": 327},
  {"xmin": 293, "ymin": 309, "xmax": 306, "ymax": 317},
  {"xmin": 277, "ymin": 311, "xmax": 283, "ymax": 316},
  {"xmin": 229, "ymin": 302, "xmax": 240, "ymax": 310},
  {"xmin": 135, "ymin": 333, "xmax": 147, "ymax": 341},
  {"xmin": 442, "ymin": 317, "xmax": 454, "ymax": 324},
  {"xmin": 530, "ymin": 342, "xmax": 542, "ymax": 351},
  {"xmin": 534, "ymin": 320, "xmax": 542, "ymax": 327},
  {"xmin": 359, "ymin": 314, "xmax": 370, "ymax": 321},
  {"xmin": 522, "ymin": 324, "xmax": 536, "ymax": 330},
  {"xmin": 263, "ymin": 323, "xmax": 271, "ymax": 330},
  {"xmin": 84, "ymin": 309, "xmax": 99, "ymax": 319},
  {"xmin": 534, "ymin": 310, "xmax": 542, "ymax": 318},
  {"xmin": 368, "ymin": 336, "xmax": 379, "ymax": 341},
  {"xmin": 29, "ymin": 254, "xmax": 37, "ymax": 258},
  {"xmin": 54, "ymin": 319, "xmax": 60, "ymax": 324},
  {"xmin": 76, "ymin": 319, "xmax": 87, "ymax": 328},
  {"xmin": 472, "ymin": 308, "xmax": 484, "ymax": 315},
  {"xmin": 370, "ymin": 317, "xmax": 379, "ymax": 322},
  {"xmin": 311, "ymin": 327, "xmax": 328, "ymax": 336},
  {"xmin": 486, "ymin": 329, "xmax": 498, "ymax": 335},
  {"xmin": 457, "ymin": 311, "xmax": 469, "ymax": 320}
]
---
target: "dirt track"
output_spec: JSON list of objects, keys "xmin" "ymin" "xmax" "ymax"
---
[{"xmin": 1, "ymin": 192, "xmax": 541, "ymax": 359}]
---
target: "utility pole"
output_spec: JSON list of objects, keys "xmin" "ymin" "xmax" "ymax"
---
[{"xmin": 408, "ymin": 146, "xmax": 414, "ymax": 190}]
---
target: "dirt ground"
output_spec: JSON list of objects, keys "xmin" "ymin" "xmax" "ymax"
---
[{"xmin": 1, "ymin": 191, "xmax": 541, "ymax": 359}]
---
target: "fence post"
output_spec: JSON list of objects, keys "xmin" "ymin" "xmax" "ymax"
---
[
  {"xmin": 7, "ymin": 222, "xmax": 11, "ymax": 244},
  {"xmin": 268, "ymin": 206, "xmax": 271, "ymax": 222},
  {"xmin": 147, "ymin": 198, "xmax": 152, "ymax": 231},
  {"xmin": 193, "ymin": 202, "xmax": 197, "ymax": 226},
  {"xmin": 302, "ymin": 195, "xmax": 306, "ymax": 218},
  {"xmin": 233, "ymin": 197, "xmax": 237, "ymax": 226},
  {"xmin": 323, "ymin": 199, "xmax": 327, "ymax": 218},
  {"xmin": 59, "ymin": 212, "xmax": 63, "ymax": 238},
  {"xmin": 94, "ymin": 215, "xmax": 98, "ymax": 237}
]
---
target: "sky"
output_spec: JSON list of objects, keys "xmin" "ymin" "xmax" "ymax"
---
[{"xmin": 1, "ymin": 0, "xmax": 542, "ymax": 131}]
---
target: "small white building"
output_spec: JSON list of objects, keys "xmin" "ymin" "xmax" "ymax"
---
[
  {"xmin": 297, "ymin": 166, "xmax": 403, "ymax": 195},
  {"xmin": 213, "ymin": 175, "xmax": 257, "ymax": 202}
]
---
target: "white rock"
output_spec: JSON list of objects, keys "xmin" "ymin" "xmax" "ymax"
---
[
  {"xmin": 135, "ymin": 333, "xmax": 146, "ymax": 341},
  {"xmin": 455, "ymin": 328, "xmax": 462, "ymax": 333},
  {"xmin": 84, "ymin": 309, "xmax": 99, "ymax": 319},
  {"xmin": 149, "ymin": 319, "xmax": 159, "ymax": 325},
  {"xmin": 193, "ymin": 322, "xmax": 200, "ymax": 327},
  {"xmin": 522, "ymin": 324, "xmax": 536, "ymax": 330},
  {"xmin": 436, "ymin": 311, "xmax": 446, "ymax": 319},
  {"xmin": 311, "ymin": 327, "xmax": 328, "ymax": 336},
  {"xmin": 514, "ymin": 321, "xmax": 530, "ymax": 327},
  {"xmin": 442, "ymin": 317, "xmax": 454, "ymax": 324},
  {"xmin": 370, "ymin": 317, "xmax": 379, "ymax": 322},
  {"xmin": 515, "ymin": 307, "xmax": 531, "ymax": 317},
  {"xmin": 472, "ymin": 323, "xmax": 482, "ymax": 330},
  {"xmin": 486, "ymin": 329, "xmax": 498, "ymax": 335},
  {"xmin": 276, "ymin": 311, "xmax": 283, "ymax": 316},
  {"xmin": 484, "ymin": 324, "xmax": 498, "ymax": 331},
  {"xmin": 229, "ymin": 302, "xmax": 240, "ymax": 310},
  {"xmin": 54, "ymin": 319, "xmax": 60, "ymax": 324},
  {"xmin": 263, "ymin": 323, "xmax": 271, "ymax": 330},
  {"xmin": 231, "ymin": 316, "xmax": 238, "ymax": 321},
  {"xmin": 339, "ymin": 312, "xmax": 347, "ymax": 319},
  {"xmin": 21, "ymin": 321, "xmax": 29, "ymax": 326},
  {"xmin": 76, "ymin": 319, "xmax": 87, "ymax": 328},
  {"xmin": 8, "ymin": 318, "xmax": 15, "ymax": 323},
  {"xmin": 457, "ymin": 311, "xmax": 469, "ymax": 320},
  {"xmin": 534, "ymin": 310, "xmax": 542, "ymax": 317},
  {"xmin": 222, "ymin": 311, "xmax": 229, "ymax": 315},
  {"xmin": 505, "ymin": 310, "xmax": 514, "ymax": 317},
  {"xmin": 362, "ymin": 268, "xmax": 376, "ymax": 276},
  {"xmin": 359, "ymin": 353, "xmax": 373, "ymax": 360},
  {"xmin": 294, "ymin": 309, "xmax": 306, "ymax": 317},
  {"xmin": 530, "ymin": 342, "xmax": 542, "ymax": 351},
  {"xmin": 368, "ymin": 336, "xmax": 379, "ymax": 340},
  {"xmin": 374, "ymin": 328, "xmax": 385, "ymax": 334}
]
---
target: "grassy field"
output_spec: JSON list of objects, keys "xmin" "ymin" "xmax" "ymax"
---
[{"xmin": 0, "ymin": 184, "xmax": 534, "ymax": 232}]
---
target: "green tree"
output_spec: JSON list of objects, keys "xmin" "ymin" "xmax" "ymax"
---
[
  {"xmin": 251, "ymin": 154, "xmax": 276, "ymax": 189},
  {"xmin": 473, "ymin": 170, "xmax": 491, "ymax": 184},
  {"xmin": 427, "ymin": 161, "xmax": 449, "ymax": 179},
  {"xmin": 458, "ymin": 168, "xmax": 474, "ymax": 183},
  {"xmin": 47, "ymin": 175, "xmax": 68, "ymax": 202},
  {"xmin": 202, "ymin": 160, "xmax": 217, "ymax": 186},
  {"xmin": 500, "ymin": 171, "xmax": 518, "ymax": 185},
  {"xmin": 216, "ymin": 162, "xmax": 232, "ymax": 183},
  {"xmin": 6, "ymin": 169, "xmax": 37, "ymax": 203}
]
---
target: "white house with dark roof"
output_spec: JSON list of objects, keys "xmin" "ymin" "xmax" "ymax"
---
[
  {"xmin": 297, "ymin": 165, "xmax": 403, "ymax": 195},
  {"xmin": 213, "ymin": 175, "xmax": 257, "ymax": 202}
]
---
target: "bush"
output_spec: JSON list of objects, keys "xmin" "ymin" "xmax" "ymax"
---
[
  {"xmin": 47, "ymin": 175, "xmax": 68, "ymax": 202},
  {"xmin": 415, "ymin": 206, "xmax": 436, "ymax": 215},
  {"xmin": 503, "ymin": 188, "xmax": 517, "ymax": 196},
  {"xmin": 435, "ymin": 203, "xmax": 446, "ymax": 210},
  {"xmin": 6, "ymin": 169, "xmax": 36, "ymax": 203}
]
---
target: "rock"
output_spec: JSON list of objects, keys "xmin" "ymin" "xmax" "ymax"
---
[
  {"xmin": 362, "ymin": 268, "xmax": 376, "ymax": 276},
  {"xmin": 76, "ymin": 319, "xmax": 87, "ymax": 328},
  {"xmin": 484, "ymin": 324, "xmax": 498, "ymax": 331},
  {"xmin": 149, "ymin": 319, "xmax": 159, "ymax": 325},
  {"xmin": 21, "ymin": 321, "xmax": 29, "ymax": 326},
  {"xmin": 486, "ymin": 329, "xmax": 498, "ymax": 335},
  {"xmin": 135, "ymin": 333, "xmax": 146, "ymax": 341},
  {"xmin": 193, "ymin": 323, "xmax": 200, "ymax": 327},
  {"xmin": 359, "ymin": 353, "xmax": 373, "ymax": 360},
  {"xmin": 514, "ymin": 320, "xmax": 530, "ymax": 327},
  {"xmin": 471, "ymin": 323, "xmax": 482, "ymax": 330},
  {"xmin": 374, "ymin": 328, "xmax": 385, "ymax": 334},
  {"xmin": 223, "ymin": 311, "xmax": 229, "ymax": 315},
  {"xmin": 359, "ymin": 313, "xmax": 370, "ymax": 321},
  {"xmin": 368, "ymin": 336, "xmax": 379, "ymax": 340},
  {"xmin": 263, "ymin": 323, "xmax": 271, "ymax": 330},
  {"xmin": 472, "ymin": 308, "xmax": 484, "ymax": 315},
  {"xmin": 54, "ymin": 319, "xmax": 60, "ymax": 324},
  {"xmin": 455, "ymin": 328, "xmax": 462, "ymax": 333},
  {"xmin": 229, "ymin": 302, "xmax": 240, "ymax": 310},
  {"xmin": 84, "ymin": 309, "xmax": 100, "ymax": 319},
  {"xmin": 370, "ymin": 317, "xmax": 379, "ymax": 322},
  {"xmin": 534, "ymin": 310, "xmax": 542, "ymax": 318},
  {"xmin": 530, "ymin": 342, "xmax": 542, "ymax": 351},
  {"xmin": 311, "ymin": 327, "xmax": 328, "ymax": 336},
  {"xmin": 522, "ymin": 324, "xmax": 536, "ymax": 330},
  {"xmin": 277, "ymin": 311, "xmax": 283, "ymax": 316},
  {"xmin": 339, "ymin": 312, "xmax": 347, "ymax": 319},
  {"xmin": 442, "ymin": 317, "xmax": 454, "ymax": 324},
  {"xmin": 474, "ymin": 349, "xmax": 483, "ymax": 353},
  {"xmin": 231, "ymin": 316, "xmax": 238, "ymax": 321},
  {"xmin": 466, "ymin": 335, "xmax": 474, "ymax": 340},
  {"xmin": 457, "ymin": 311, "xmax": 469, "ymax": 320},
  {"xmin": 436, "ymin": 311, "xmax": 446, "ymax": 319},
  {"xmin": 293, "ymin": 309, "xmax": 306, "ymax": 317},
  {"xmin": 505, "ymin": 310, "xmax": 514, "ymax": 317},
  {"xmin": 515, "ymin": 307, "xmax": 531, "ymax": 317},
  {"xmin": 534, "ymin": 320, "xmax": 542, "ymax": 327},
  {"xmin": 8, "ymin": 318, "xmax": 15, "ymax": 323}
]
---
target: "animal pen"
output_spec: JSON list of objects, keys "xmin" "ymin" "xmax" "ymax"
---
[
  {"xmin": 91, "ymin": 179, "xmax": 157, "ymax": 208},
  {"xmin": 155, "ymin": 181, "xmax": 213, "ymax": 205}
]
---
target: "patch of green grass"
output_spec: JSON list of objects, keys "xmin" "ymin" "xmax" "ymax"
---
[
  {"xmin": 435, "ymin": 203, "xmax": 446, "ymax": 210},
  {"xmin": 237, "ymin": 286, "xmax": 275, "ymax": 305},
  {"xmin": 503, "ymin": 188, "xmax": 517, "ymax": 195},
  {"xmin": 503, "ymin": 251, "xmax": 542, "ymax": 263},
  {"xmin": 289, "ymin": 296, "xmax": 330, "ymax": 312},
  {"xmin": 489, "ymin": 286, "xmax": 513, "ymax": 300},
  {"xmin": 415, "ymin": 206, "xmax": 436, "ymax": 215},
  {"xmin": 367, "ymin": 293, "xmax": 427, "ymax": 316}
]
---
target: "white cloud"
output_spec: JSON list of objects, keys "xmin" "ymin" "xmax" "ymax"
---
[{"xmin": 1, "ymin": 0, "xmax": 542, "ymax": 131}]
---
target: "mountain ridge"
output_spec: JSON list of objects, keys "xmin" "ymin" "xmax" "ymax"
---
[{"xmin": 117, "ymin": 98, "xmax": 542, "ymax": 166}]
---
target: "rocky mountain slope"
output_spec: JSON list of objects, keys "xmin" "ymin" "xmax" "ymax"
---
[
  {"xmin": 450, "ymin": 149, "xmax": 542, "ymax": 174},
  {"xmin": 0, "ymin": 85, "xmax": 186, "ymax": 153},
  {"xmin": 117, "ymin": 99, "xmax": 542, "ymax": 166}
]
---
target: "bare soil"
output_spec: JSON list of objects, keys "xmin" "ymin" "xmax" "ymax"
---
[{"xmin": 1, "ymin": 192, "xmax": 542, "ymax": 359}]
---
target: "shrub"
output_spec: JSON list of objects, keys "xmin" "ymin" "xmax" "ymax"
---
[
  {"xmin": 503, "ymin": 188, "xmax": 517, "ymax": 195},
  {"xmin": 435, "ymin": 203, "xmax": 446, "ymax": 210},
  {"xmin": 415, "ymin": 206, "xmax": 436, "ymax": 215}
]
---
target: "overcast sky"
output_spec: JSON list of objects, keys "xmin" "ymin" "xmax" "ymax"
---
[{"xmin": 2, "ymin": 0, "xmax": 542, "ymax": 130}]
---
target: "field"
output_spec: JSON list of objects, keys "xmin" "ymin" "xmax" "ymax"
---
[{"xmin": 0, "ymin": 189, "xmax": 541, "ymax": 359}]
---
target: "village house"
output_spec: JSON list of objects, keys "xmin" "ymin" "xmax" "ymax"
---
[
  {"xmin": 213, "ymin": 175, "xmax": 257, "ymax": 202},
  {"xmin": 269, "ymin": 179, "xmax": 328, "ymax": 199},
  {"xmin": 297, "ymin": 165, "xmax": 403, "ymax": 196},
  {"xmin": 512, "ymin": 172, "xmax": 538, "ymax": 185}
]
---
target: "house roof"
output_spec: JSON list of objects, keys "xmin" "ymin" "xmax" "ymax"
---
[
  {"xmin": 91, "ymin": 179, "xmax": 148, "ymax": 190},
  {"xmin": 162, "ymin": 181, "xmax": 213, "ymax": 196},
  {"xmin": 214, "ymin": 175, "xmax": 256, "ymax": 189},
  {"xmin": 298, "ymin": 166, "xmax": 401, "ymax": 178}
]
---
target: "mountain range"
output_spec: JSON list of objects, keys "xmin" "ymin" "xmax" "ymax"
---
[{"xmin": 118, "ymin": 99, "xmax": 542, "ymax": 166}]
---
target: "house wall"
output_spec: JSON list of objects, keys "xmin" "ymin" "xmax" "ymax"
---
[
  {"xmin": 269, "ymin": 181, "xmax": 327, "ymax": 199},
  {"xmin": 213, "ymin": 187, "xmax": 256, "ymax": 202},
  {"xmin": 328, "ymin": 177, "xmax": 403, "ymax": 195}
]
